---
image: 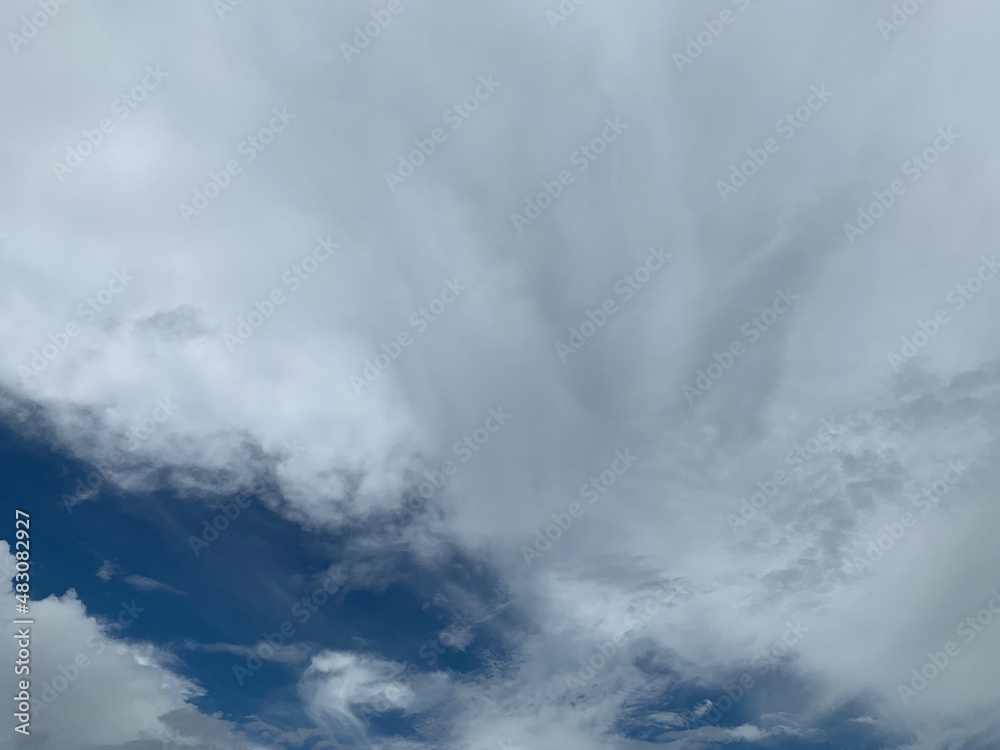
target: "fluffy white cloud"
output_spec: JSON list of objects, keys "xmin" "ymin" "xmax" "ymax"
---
[
  {"xmin": 3, "ymin": 0, "xmax": 1000, "ymax": 747},
  {"xmin": 0, "ymin": 543, "xmax": 273, "ymax": 750},
  {"xmin": 300, "ymin": 650, "xmax": 453, "ymax": 744}
]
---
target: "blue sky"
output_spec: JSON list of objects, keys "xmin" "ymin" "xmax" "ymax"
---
[
  {"xmin": 3, "ymin": 1, "xmax": 1000, "ymax": 749},
  {"xmin": 0, "ymin": 409, "xmax": 519, "ymax": 747}
]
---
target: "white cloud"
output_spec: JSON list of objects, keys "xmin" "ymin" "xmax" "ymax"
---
[
  {"xmin": 121, "ymin": 574, "xmax": 185, "ymax": 596},
  {"xmin": 96, "ymin": 560, "xmax": 117, "ymax": 582},
  {"xmin": 0, "ymin": 543, "xmax": 274, "ymax": 750},
  {"xmin": 183, "ymin": 638, "xmax": 313, "ymax": 666},
  {"xmin": 2, "ymin": 1, "xmax": 1000, "ymax": 747}
]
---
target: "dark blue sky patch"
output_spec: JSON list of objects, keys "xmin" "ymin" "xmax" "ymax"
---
[{"xmin": 0, "ymin": 410, "xmax": 519, "ymax": 741}]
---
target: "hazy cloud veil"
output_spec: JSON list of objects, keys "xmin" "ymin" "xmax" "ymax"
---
[{"xmin": 1, "ymin": 1, "xmax": 1000, "ymax": 749}]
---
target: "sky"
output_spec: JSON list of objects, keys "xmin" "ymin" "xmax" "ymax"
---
[{"xmin": 2, "ymin": 1, "xmax": 1000, "ymax": 749}]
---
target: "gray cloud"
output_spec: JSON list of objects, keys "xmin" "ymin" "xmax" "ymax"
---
[{"xmin": 2, "ymin": 0, "xmax": 1000, "ymax": 747}]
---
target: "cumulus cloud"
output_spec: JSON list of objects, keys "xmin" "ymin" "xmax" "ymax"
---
[
  {"xmin": 0, "ymin": 543, "xmax": 274, "ymax": 750},
  {"xmin": 2, "ymin": 0, "xmax": 1000, "ymax": 747}
]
